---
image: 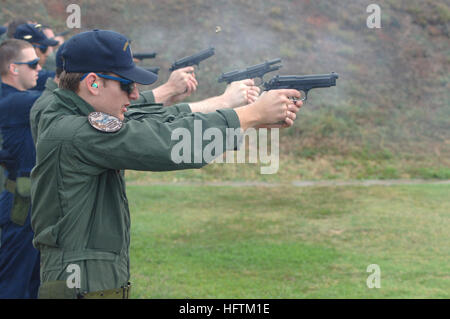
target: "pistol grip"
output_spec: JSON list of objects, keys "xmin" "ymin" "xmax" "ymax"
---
[
  {"xmin": 255, "ymin": 77, "xmax": 263, "ymax": 87},
  {"xmin": 289, "ymin": 90, "xmax": 307, "ymax": 102}
]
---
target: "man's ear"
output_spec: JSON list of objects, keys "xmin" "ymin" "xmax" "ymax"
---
[
  {"xmin": 85, "ymin": 73, "xmax": 100, "ymax": 95},
  {"xmin": 8, "ymin": 64, "xmax": 18, "ymax": 74}
]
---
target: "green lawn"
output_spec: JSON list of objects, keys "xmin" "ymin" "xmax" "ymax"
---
[
  {"xmin": 125, "ymin": 152, "xmax": 450, "ymax": 183},
  {"xmin": 128, "ymin": 183, "xmax": 449, "ymax": 298}
]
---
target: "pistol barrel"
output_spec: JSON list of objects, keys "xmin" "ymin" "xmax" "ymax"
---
[
  {"xmin": 170, "ymin": 47, "xmax": 215, "ymax": 71},
  {"xmin": 264, "ymin": 72, "xmax": 339, "ymax": 90},
  {"xmin": 133, "ymin": 52, "xmax": 157, "ymax": 60},
  {"xmin": 218, "ymin": 58, "xmax": 283, "ymax": 83},
  {"xmin": 263, "ymin": 72, "xmax": 339, "ymax": 101}
]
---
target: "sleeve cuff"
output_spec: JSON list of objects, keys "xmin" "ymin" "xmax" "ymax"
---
[
  {"xmin": 139, "ymin": 90, "xmax": 155, "ymax": 103},
  {"xmin": 170, "ymin": 103, "xmax": 192, "ymax": 114},
  {"xmin": 216, "ymin": 108, "xmax": 241, "ymax": 129},
  {"xmin": 216, "ymin": 109, "xmax": 243, "ymax": 151}
]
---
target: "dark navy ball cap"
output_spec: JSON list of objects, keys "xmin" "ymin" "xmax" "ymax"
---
[
  {"xmin": 14, "ymin": 23, "xmax": 59, "ymax": 47},
  {"xmin": 62, "ymin": 29, "xmax": 158, "ymax": 85},
  {"xmin": 0, "ymin": 26, "xmax": 7, "ymax": 36},
  {"xmin": 55, "ymin": 42, "xmax": 66, "ymax": 69}
]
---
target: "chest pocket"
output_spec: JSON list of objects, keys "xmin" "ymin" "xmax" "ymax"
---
[{"xmin": 9, "ymin": 177, "xmax": 31, "ymax": 226}]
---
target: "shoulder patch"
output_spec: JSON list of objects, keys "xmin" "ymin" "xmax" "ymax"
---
[{"xmin": 88, "ymin": 112, "xmax": 123, "ymax": 133}]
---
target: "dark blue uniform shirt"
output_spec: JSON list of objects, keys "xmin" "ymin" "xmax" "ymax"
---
[
  {"xmin": 0, "ymin": 82, "xmax": 41, "ymax": 298},
  {"xmin": 0, "ymin": 83, "xmax": 40, "ymax": 180}
]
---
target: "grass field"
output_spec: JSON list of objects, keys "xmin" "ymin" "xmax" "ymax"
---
[{"xmin": 127, "ymin": 183, "xmax": 449, "ymax": 298}]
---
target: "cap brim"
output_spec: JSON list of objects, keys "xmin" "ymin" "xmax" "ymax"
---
[
  {"xmin": 41, "ymin": 38, "xmax": 59, "ymax": 47},
  {"xmin": 114, "ymin": 65, "xmax": 158, "ymax": 85}
]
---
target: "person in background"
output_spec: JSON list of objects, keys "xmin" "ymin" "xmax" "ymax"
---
[
  {"xmin": 0, "ymin": 24, "xmax": 7, "ymax": 94},
  {"xmin": 13, "ymin": 23, "xmax": 58, "ymax": 91},
  {"xmin": 41, "ymin": 25, "xmax": 66, "ymax": 71},
  {"xmin": 5, "ymin": 18, "xmax": 30, "ymax": 39},
  {"xmin": 42, "ymin": 25, "xmax": 65, "ymax": 49},
  {"xmin": 0, "ymin": 24, "xmax": 9, "ymax": 192},
  {"xmin": 0, "ymin": 39, "xmax": 43, "ymax": 298}
]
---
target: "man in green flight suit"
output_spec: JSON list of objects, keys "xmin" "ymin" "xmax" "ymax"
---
[{"xmin": 31, "ymin": 29, "xmax": 302, "ymax": 299}]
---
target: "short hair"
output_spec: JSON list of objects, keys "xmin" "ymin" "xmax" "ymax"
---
[
  {"xmin": 0, "ymin": 39, "xmax": 33, "ymax": 76},
  {"xmin": 58, "ymin": 71, "xmax": 83, "ymax": 92},
  {"xmin": 6, "ymin": 18, "xmax": 28, "ymax": 38},
  {"xmin": 59, "ymin": 71, "xmax": 111, "ymax": 92},
  {"xmin": 55, "ymin": 67, "xmax": 64, "ymax": 78}
]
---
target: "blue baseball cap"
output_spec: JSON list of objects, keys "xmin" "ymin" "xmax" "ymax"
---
[
  {"xmin": 62, "ymin": 29, "xmax": 158, "ymax": 85},
  {"xmin": 55, "ymin": 42, "xmax": 65, "ymax": 70},
  {"xmin": 14, "ymin": 23, "xmax": 59, "ymax": 47},
  {"xmin": 0, "ymin": 26, "xmax": 7, "ymax": 36}
]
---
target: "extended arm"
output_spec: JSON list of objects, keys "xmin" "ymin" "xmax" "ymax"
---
[{"xmin": 189, "ymin": 79, "xmax": 260, "ymax": 113}]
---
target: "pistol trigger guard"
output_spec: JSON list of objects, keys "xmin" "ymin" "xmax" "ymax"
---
[{"xmin": 300, "ymin": 90, "xmax": 308, "ymax": 101}]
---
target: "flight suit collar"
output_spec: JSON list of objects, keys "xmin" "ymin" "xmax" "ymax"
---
[
  {"xmin": 53, "ymin": 88, "xmax": 96, "ymax": 117},
  {"xmin": 44, "ymin": 78, "xmax": 58, "ymax": 93}
]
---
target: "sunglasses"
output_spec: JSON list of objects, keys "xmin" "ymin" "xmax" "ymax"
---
[
  {"xmin": 13, "ymin": 58, "xmax": 40, "ymax": 70},
  {"xmin": 32, "ymin": 44, "xmax": 48, "ymax": 54},
  {"xmin": 80, "ymin": 73, "xmax": 136, "ymax": 95}
]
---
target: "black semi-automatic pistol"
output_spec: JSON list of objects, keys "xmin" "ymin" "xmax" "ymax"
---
[
  {"xmin": 133, "ymin": 52, "xmax": 157, "ymax": 60},
  {"xmin": 218, "ymin": 58, "xmax": 282, "ymax": 85},
  {"xmin": 263, "ymin": 72, "xmax": 339, "ymax": 101},
  {"xmin": 170, "ymin": 47, "xmax": 215, "ymax": 71}
]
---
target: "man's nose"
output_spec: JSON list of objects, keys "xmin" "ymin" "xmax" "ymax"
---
[{"xmin": 128, "ymin": 85, "xmax": 139, "ymax": 100}]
